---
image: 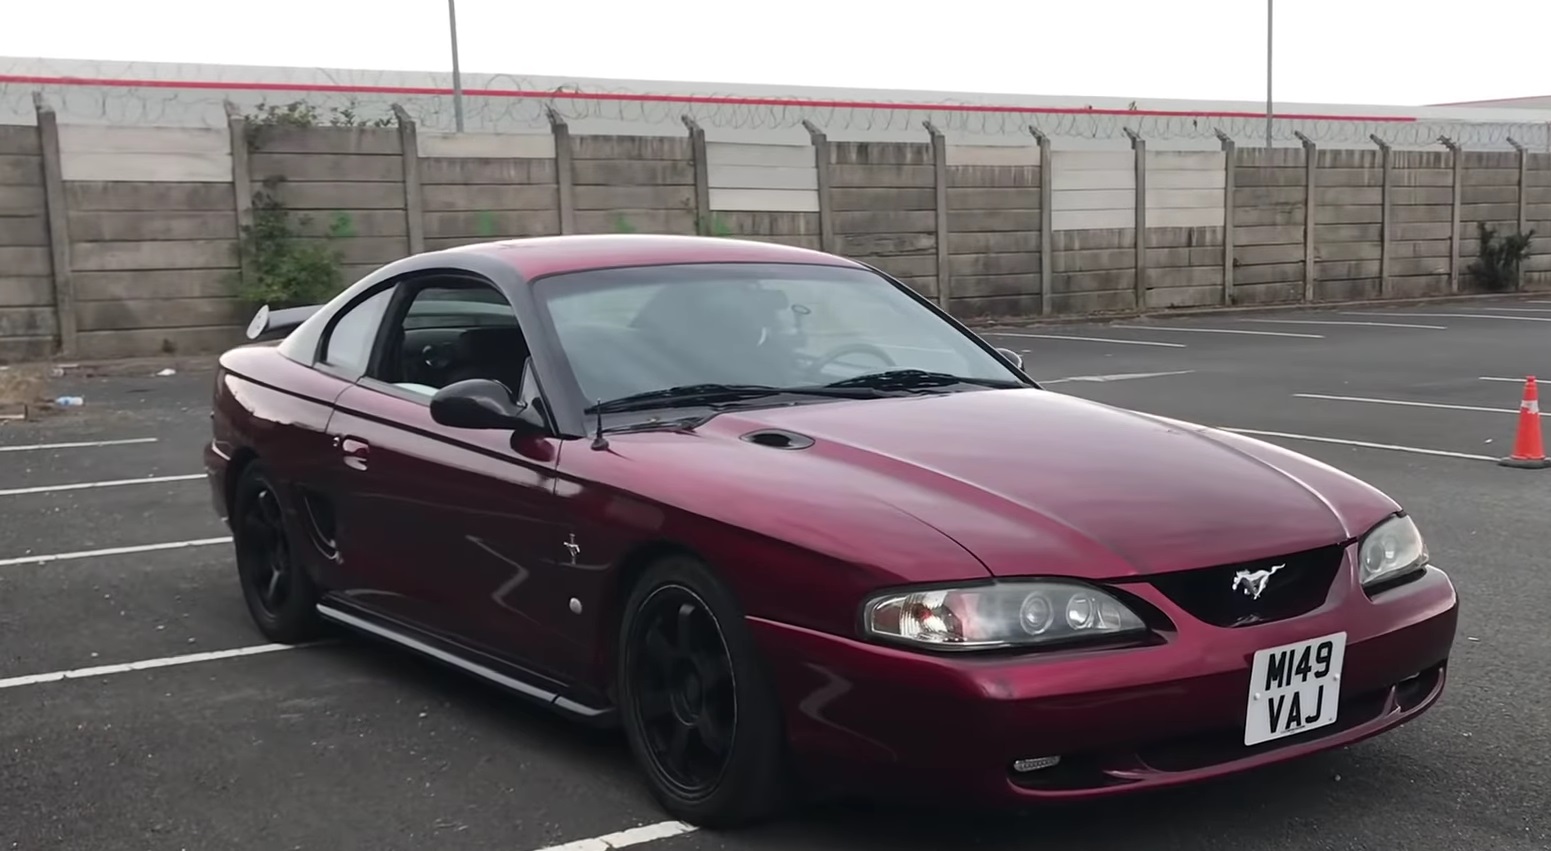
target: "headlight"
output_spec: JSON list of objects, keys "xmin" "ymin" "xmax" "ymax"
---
[
  {"xmin": 861, "ymin": 581, "xmax": 1147, "ymax": 650},
  {"xmin": 1358, "ymin": 514, "xmax": 1428, "ymax": 587}
]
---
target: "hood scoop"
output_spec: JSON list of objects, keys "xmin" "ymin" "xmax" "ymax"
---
[{"xmin": 739, "ymin": 428, "xmax": 815, "ymax": 450}]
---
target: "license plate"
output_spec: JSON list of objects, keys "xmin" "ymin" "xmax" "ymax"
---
[{"xmin": 1243, "ymin": 631, "xmax": 1346, "ymax": 746}]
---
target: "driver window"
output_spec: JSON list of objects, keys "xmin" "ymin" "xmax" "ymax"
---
[{"xmin": 369, "ymin": 279, "xmax": 531, "ymax": 400}]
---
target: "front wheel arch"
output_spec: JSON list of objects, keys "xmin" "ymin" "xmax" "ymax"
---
[
  {"xmin": 600, "ymin": 539, "xmax": 705, "ymax": 698},
  {"xmin": 223, "ymin": 447, "xmax": 260, "ymax": 520}
]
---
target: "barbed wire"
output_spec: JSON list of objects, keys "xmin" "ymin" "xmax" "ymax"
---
[{"xmin": 1, "ymin": 61, "xmax": 1547, "ymax": 152}]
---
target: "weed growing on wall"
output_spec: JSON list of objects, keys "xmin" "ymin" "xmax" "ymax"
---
[
  {"xmin": 231, "ymin": 177, "xmax": 348, "ymax": 308},
  {"xmin": 232, "ymin": 102, "xmax": 400, "ymax": 306},
  {"xmin": 1469, "ymin": 223, "xmax": 1535, "ymax": 291},
  {"xmin": 230, "ymin": 101, "xmax": 388, "ymax": 307},
  {"xmin": 696, "ymin": 213, "xmax": 735, "ymax": 237},
  {"xmin": 243, "ymin": 99, "xmax": 395, "ymax": 147}
]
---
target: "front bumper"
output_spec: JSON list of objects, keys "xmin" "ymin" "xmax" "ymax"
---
[{"xmin": 748, "ymin": 561, "xmax": 1457, "ymax": 804}]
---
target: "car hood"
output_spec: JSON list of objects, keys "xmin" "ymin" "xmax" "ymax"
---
[{"xmin": 626, "ymin": 388, "xmax": 1399, "ymax": 580}]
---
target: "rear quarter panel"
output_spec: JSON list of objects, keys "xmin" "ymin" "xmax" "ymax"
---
[{"xmin": 212, "ymin": 344, "xmax": 353, "ymax": 587}]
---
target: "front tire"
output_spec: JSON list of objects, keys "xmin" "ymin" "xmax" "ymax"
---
[
  {"xmin": 231, "ymin": 460, "xmax": 324, "ymax": 644},
  {"xmin": 617, "ymin": 555, "xmax": 791, "ymax": 828}
]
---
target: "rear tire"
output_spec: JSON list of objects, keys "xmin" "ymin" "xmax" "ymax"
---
[
  {"xmin": 617, "ymin": 554, "xmax": 792, "ymax": 828},
  {"xmin": 231, "ymin": 460, "xmax": 324, "ymax": 644}
]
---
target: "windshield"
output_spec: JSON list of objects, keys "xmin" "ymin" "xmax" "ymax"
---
[{"xmin": 532, "ymin": 262, "xmax": 1025, "ymax": 408}]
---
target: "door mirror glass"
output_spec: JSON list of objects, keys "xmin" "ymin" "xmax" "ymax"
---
[{"xmin": 430, "ymin": 379, "xmax": 531, "ymax": 430}]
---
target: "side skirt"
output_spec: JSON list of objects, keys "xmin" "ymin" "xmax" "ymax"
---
[{"xmin": 316, "ymin": 595, "xmax": 618, "ymax": 727}]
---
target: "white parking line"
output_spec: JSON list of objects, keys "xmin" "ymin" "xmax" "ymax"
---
[
  {"xmin": 0, "ymin": 643, "xmax": 302, "ymax": 691},
  {"xmin": 0, "ymin": 473, "xmax": 205, "ymax": 498},
  {"xmin": 1235, "ymin": 319, "xmax": 1447, "ymax": 330},
  {"xmin": 1292, "ymin": 392, "xmax": 1527, "ymax": 416},
  {"xmin": 988, "ymin": 333, "xmax": 1186, "ymax": 348},
  {"xmin": 1474, "ymin": 307, "xmax": 1551, "ymax": 313},
  {"xmin": 1109, "ymin": 326, "xmax": 1324, "ymax": 339},
  {"xmin": 1219, "ymin": 427, "xmax": 1497, "ymax": 462},
  {"xmin": 1480, "ymin": 376, "xmax": 1532, "ymax": 383},
  {"xmin": 0, "ymin": 437, "xmax": 158, "ymax": 453},
  {"xmin": 534, "ymin": 821, "xmax": 698, "ymax": 851},
  {"xmin": 0, "ymin": 536, "xmax": 232, "ymax": 568},
  {"xmin": 1043, "ymin": 370, "xmax": 1195, "ymax": 384},
  {"xmin": 1342, "ymin": 311, "xmax": 1551, "ymax": 323}
]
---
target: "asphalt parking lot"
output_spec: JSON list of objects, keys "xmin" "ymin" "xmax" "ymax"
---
[{"xmin": 3, "ymin": 296, "xmax": 1550, "ymax": 851}]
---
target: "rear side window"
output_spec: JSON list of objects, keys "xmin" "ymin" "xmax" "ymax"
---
[{"xmin": 321, "ymin": 289, "xmax": 393, "ymax": 374}]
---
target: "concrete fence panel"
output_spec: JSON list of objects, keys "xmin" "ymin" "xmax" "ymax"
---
[
  {"xmin": 571, "ymin": 135, "xmax": 696, "ymax": 235},
  {"xmin": 1142, "ymin": 151, "xmax": 1226, "ymax": 309},
  {"xmin": 416, "ymin": 130, "xmax": 560, "ymax": 251},
  {"xmin": 0, "ymin": 125, "xmax": 53, "ymax": 361},
  {"xmin": 1527, "ymin": 153, "xmax": 1551, "ymax": 290},
  {"xmin": 1312, "ymin": 148, "xmax": 1383, "ymax": 302},
  {"xmin": 1388, "ymin": 150, "xmax": 1456, "ymax": 298},
  {"xmin": 1231, "ymin": 146, "xmax": 1307, "ymax": 305},
  {"xmin": 830, "ymin": 141, "xmax": 938, "ymax": 300},
  {"xmin": 944, "ymin": 143, "xmax": 1042, "ymax": 318},
  {"xmin": 55, "ymin": 124, "xmax": 242, "ymax": 358},
  {"xmin": 1044, "ymin": 150, "xmax": 1138, "ymax": 315},
  {"xmin": 702, "ymin": 141, "xmax": 821, "ymax": 249}
]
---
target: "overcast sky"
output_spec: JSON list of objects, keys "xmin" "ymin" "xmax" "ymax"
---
[{"xmin": 2, "ymin": 0, "xmax": 1545, "ymax": 106}]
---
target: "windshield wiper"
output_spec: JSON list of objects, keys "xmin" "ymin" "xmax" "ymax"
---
[
  {"xmin": 588, "ymin": 381, "xmax": 896, "ymax": 415},
  {"xmin": 587, "ymin": 384, "xmax": 791, "ymax": 414},
  {"xmin": 813, "ymin": 369, "xmax": 1024, "ymax": 393}
]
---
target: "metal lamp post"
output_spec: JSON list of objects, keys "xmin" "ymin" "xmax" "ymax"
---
[
  {"xmin": 448, "ymin": 0, "xmax": 466, "ymax": 132},
  {"xmin": 1265, "ymin": 0, "xmax": 1273, "ymax": 148}
]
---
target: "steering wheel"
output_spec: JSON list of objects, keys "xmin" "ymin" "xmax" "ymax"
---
[{"xmin": 800, "ymin": 342, "xmax": 897, "ymax": 382}]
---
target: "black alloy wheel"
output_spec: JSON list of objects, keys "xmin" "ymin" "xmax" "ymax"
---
[
  {"xmin": 619, "ymin": 556, "xmax": 790, "ymax": 828},
  {"xmin": 232, "ymin": 462, "xmax": 323, "ymax": 643},
  {"xmin": 630, "ymin": 585, "xmax": 738, "ymax": 796},
  {"xmin": 242, "ymin": 484, "xmax": 293, "ymax": 614}
]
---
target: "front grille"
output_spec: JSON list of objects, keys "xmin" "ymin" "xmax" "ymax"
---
[{"xmin": 1146, "ymin": 544, "xmax": 1344, "ymax": 628}]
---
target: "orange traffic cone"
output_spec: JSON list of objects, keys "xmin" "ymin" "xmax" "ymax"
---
[{"xmin": 1500, "ymin": 376, "xmax": 1551, "ymax": 468}]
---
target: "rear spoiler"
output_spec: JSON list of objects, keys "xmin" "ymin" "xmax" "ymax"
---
[{"xmin": 245, "ymin": 303, "xmax": 324, "ymax": 341}]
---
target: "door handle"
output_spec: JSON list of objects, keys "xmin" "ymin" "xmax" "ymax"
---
[{"xmin": 339, "ymin": 436, "xmax": 370, "ymax": 471}]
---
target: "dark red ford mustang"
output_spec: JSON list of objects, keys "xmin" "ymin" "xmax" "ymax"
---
[{"xmin": 205, "ymin": 234, "xmax": 1458, "ymax": 828}]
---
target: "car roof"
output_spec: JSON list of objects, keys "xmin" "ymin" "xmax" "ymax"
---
[{"xmin": 438, "ymin": 233, "xmax": 865, "ymax": 281}]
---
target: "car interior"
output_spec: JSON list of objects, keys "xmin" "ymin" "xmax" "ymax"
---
[{"xmin": 371, "ymin": 283, "xmax": 532, "ymax": 398}]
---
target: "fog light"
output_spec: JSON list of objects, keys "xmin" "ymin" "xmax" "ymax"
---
[{"xmin": 1011, "ymin": 756, "xmax": 1062, "ymax": 773}]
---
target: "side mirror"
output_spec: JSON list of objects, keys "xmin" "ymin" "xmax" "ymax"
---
[
  {"xmin": 430, "ymin": 379, "xmax": 531, "ymax": 430},
  {"xmin": 995, "ymin": 347, "xmax": 1024, "ymax": 370}
]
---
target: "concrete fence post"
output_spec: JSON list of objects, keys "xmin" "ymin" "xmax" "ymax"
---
[
  {"xmin": 1508, "ymin": 136, "xmax": 1530, "ymax": 233},
  {"xmin": 801, "ymin": 120, "xmax": 835, "ymax": 253},
  {"xmin": 1123, "ymin": 127, "xmax": 1147, "ymax": 312},
  {"xmin": 545, "ymin": 106, "xmax": 576, "ymax": 235},
  {"xmin": 1370, "ymin": 134, "xmax": 1392, "ymax": 299},
  {"xmin": 1439, "ymin": 135, "xmax": 1462, "ymax": 294},
  {"xmin": 222, "ymin": 101, "xmax": 254, "ymax": 306},
  {"xmin": 1028, "ymin": 126, "xmax": 1053, "ymax": 316},
  {"xmin": 924, "ymin": 120, "xmax": 952, "ymax": 313},
  {"xmin": 1294, "ymin": 131, "xmax": 1318, "ymax": 303},
  {"xmin": 1508, "ymin": 136, "xmax": 1529, "ymax": 292},
  {"xmin": 681, "ymin": 115, "xmax": 711, "ymax": 235},
  {"xmin": 1215, "ymin": 128, "xmax": 1236, "ymax": 306},
  {"xmin": 391, "ymin": 104, "xmax": 425, "ymax": 255},
  {"xmin": 32, "ymin": 93, "xmax": 75, "ymax": 358}
]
